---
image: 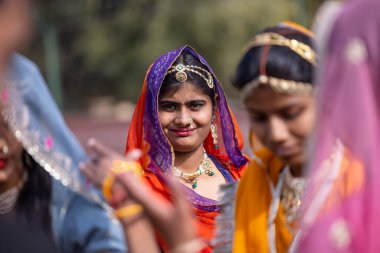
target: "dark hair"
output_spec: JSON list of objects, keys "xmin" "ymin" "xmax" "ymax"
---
[
  {"xmin": 232, "ymin": 25, "xmax": 316, "ymax": 90},
  {"xmin": 16, "ymin": 150, "xmax": 52, "ymax": 235},
  {"xmin": 159, "ymin": 52, "xmax": 216, "ymax": 106}
]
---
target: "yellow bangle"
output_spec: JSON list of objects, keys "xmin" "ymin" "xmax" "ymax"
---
[
  {"xmin": 114, "ymin": 204, "xmax": 143, "ymax": 219},
  {"xmin": 102, "ymin": 173, "xmax": 115, "ymax": 202},
  {"xmin": 102, "ymin": 160, "xmax": 143, "ymax": 202},
  {"xmin": 111, "ymin": 160, "xmax": 144, "ymax": 175}
]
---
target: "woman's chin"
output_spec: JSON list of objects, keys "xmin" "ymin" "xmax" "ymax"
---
[
  {"xmin": 0, "ymin": 170, "xmax": 9, "ymax": 183},
  {"xmin": 172, "ymin": 143, "xmax": 200, "ymax": 153},
  {"xmin": 282, "ymin": 154, "xmax": 306, "ymax": 172}
]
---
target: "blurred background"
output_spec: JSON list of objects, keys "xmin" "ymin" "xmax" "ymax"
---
[{"xmin": 23, "ymin": 0, "xmax": 323, "ymax": 153}]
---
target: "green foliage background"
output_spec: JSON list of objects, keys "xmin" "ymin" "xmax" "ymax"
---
[{"xmin": 27, "ymin": 0, "xmax": 323, "ymax": 110}]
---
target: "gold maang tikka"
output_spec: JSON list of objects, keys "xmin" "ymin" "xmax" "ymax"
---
[{"xmin": 166, "ymin": 63, "xmax": 214, "ymax": 89}]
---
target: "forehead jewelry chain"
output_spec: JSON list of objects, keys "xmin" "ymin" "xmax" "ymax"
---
[
  {"xmin": 173, "ymin": 149, "xmax": 214, "ymax": 189},
  {"xmin": 166, "ymin": 63, "xmax": 214, "ymax": 89}
]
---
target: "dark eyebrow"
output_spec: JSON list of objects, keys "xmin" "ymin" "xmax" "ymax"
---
[
  {"xmin": 186, "ymin": 99, "xmax": 206, "ymax": 104},
  {"xmin": 159, "ymin": 99, "xmax": 206, "ymax": 105},
  {"xmin": 277, "ymin": 104, "xmax": 304, "ymax": 113},
  {"xmin": 246, "ymin": 103, "xmax": 302, "ymax": 114},
  {"xmin": 158, "ymin": 100, "xmax": 179, "ymax": 105}
]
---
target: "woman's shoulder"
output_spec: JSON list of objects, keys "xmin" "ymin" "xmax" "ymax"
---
[
  {"xmin": 236, "ymin": 148, "xmax": 284, "ymax": 196},
  {"xmin": 208, "ymin": 153, "xmax": 249, "ymax": 181}
]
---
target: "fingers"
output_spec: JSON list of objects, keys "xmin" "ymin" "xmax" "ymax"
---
[
  {"xmin": 87, "ymin": 138, "xmax": 114, "ymax": 157},
  {"xmin": 87, "ymin": 138, "xmax": 142, "ymax": 162},
  {"xmin": 116, "ymin": 172, "xmax": 170, "ymax": 218},
  {"xmin": 80, "ymin": 161, "xmax": 103, "ymax": 187},
  {"xmin": 81, "ymin": 138, "xmax": 143, "ymax": 195},
  {"xmin": 124, "ymin": 149, "xmax": 142, "ymax": 161}
]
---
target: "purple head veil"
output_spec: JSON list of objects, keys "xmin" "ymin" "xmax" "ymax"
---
[{"xmin": 128, "ymin": 45, "xmax": 247, "ymax": 175}]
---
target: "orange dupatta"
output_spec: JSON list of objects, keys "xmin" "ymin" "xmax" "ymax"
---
[{"xmin": 125, "ymin": 46, "xmax": 248, "ymax": 252}]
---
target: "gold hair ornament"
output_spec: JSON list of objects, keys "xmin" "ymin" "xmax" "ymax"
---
[
  {"xmin": 243, "ymin": 32, "xmax": 317, "ymax": 65},
  {"xmin": 241, "ymin": 75, "xmax": 313, "ymax": 98},
  {"xmin": 166, "ymin": 63, "xmax": 214, "ymax": 89}
]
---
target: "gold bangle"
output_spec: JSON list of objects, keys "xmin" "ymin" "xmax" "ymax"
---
[
  {"xmin": 102, "ymin": 160, "xmax": 143, "ymax": 202},
  {"xmin": 102, "ymin": 173, "xmax": 115, "ymax": 202},
  {"xmin": 111, "ymin": 160, "xmax": 144, "ymax": 175},
  {"xmin": 114, "ymin": 204, "xmax": 143, "ymax": 219}
]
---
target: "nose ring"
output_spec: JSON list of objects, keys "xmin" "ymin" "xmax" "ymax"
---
[
  {"xmin": 188, "ymin": 118, "xmax": 194, "ymax": 126},
  {"xmin": 1, "ymin": 145, "xmax": 9, "ymax": 154}
]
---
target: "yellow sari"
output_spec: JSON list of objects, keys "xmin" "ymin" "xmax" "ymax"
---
[
  {"xmin": 232, "ymin": 146, "xmax": 364, "ymax": 253},
  {"xmin": 232, "ymin": 148, "xmax": 291, "ymax": 253}
]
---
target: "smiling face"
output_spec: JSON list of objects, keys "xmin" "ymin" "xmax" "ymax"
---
[
  {"xmin": 244, "ymin": 86, "xmax": 315, "ymax": 169},
  {"xmin": 158, "ymin": 82, "xmax": 213, "ymax": 153},
  {"xmin": 0, "ymin": 114, "xmax": 24, "ymax": 193}
]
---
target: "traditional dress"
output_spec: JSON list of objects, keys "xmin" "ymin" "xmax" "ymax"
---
[
  {"xmin": 232, "ymin": 145, "xmax": 364, "ymax": 253},
  {"xmin": 125, "ymin": 45, "xmax": 248, "ymax": 251},
  {"xmin": 233, "ymin": 148, "xmax": 291, "ymax": 253},
  {"xmin": 231, "ymin": 19, "xmax": 366, "ymax": 252},
  {"xmin": 222, "ymin": 21, "xmax": 316, "ymax": 253}
]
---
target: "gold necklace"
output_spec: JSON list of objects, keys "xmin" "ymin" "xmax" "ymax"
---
[
  {"xmin": 281, "ymin": 167, "xmax": 307, "ymax": 224},
  {"xmin": 173, "ymin": 151, "xmax": 214, "ymax": 189}
]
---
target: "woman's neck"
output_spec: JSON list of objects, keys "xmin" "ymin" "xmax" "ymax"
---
[
  {"xmin": 289, "ymin": 164, "xmax": 304, "ymax": 178},
  {"xmin": 174, "ymin": 146, "xmax": 204, "ymax": 173},
  {"xmin": 0, "ymin": 169, "xmax": 23, "ymax": 194}
]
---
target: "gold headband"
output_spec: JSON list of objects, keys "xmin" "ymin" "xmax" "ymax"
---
[
  {"xmin": 166, "ymin": 63, "xmax": 214, "ymax": 89},
  {"xmin": 241, "ymin": 75, "xmax": 314, "ymax": 98},
  {"xmin": 243, "ymin": 32, "xmax": 317, "ymax": 65}
]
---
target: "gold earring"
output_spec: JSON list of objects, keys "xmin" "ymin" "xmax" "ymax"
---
[{"xmin": 211, "ymin": 117, "xmax": 218, "ymax": 150}]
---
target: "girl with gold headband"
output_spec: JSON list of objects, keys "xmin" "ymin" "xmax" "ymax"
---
[
  {"xmin": 229, "ymin": 22, "xmax": 317, "ymax": 253},
  {"xmin": 228, "ymin": 21, "xmax": 364, "ymax": 253},
  {"xmin": 127, "ymin": 45, "xmax": 249, "ymax": 252}
]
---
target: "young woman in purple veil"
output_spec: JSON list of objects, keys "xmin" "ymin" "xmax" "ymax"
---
[{"xmin": 83, "ymin": 45, "xmax": 249, "ymax": 252}]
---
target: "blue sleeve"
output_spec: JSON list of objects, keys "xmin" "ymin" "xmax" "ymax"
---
[
  {"xmin": 8, "ymin": 55, "xmax": 128, "ymax": 253},
  {"xmin": 59, "ymin": 193, "xmax": 127, "ymax": 253},
  {"xmin": 10, "ymin": 53, "xmax": 88, "ymax": 164}
]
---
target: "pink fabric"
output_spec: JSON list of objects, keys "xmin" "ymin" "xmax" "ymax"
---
[{"xmin": 299, "ymin": 0, "xmax": 380, "ymax": 252}]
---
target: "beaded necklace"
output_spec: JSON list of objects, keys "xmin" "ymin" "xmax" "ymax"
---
[{"xmin": 173, "ymin": 151, "xmax": 214, "ymax": 189}]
